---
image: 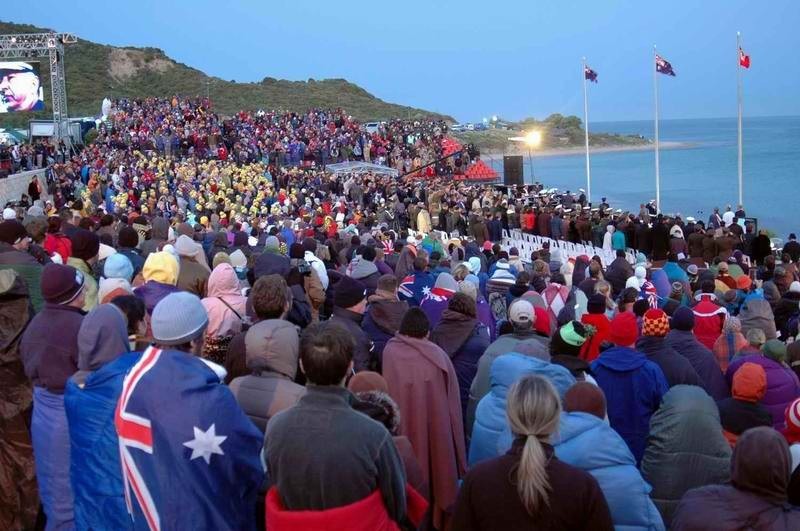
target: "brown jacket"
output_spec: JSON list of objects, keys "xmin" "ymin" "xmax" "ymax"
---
[
  {"xmin": 177, "ymin": 257, "xmax": 210, "ymax": 298},
  {"xmin": 304, "ymin": 268, "xmax": 326, "ymax": 321},
  {"xmin": 383, "ymin": 334, "xmax": 466, "ymax": 529}
]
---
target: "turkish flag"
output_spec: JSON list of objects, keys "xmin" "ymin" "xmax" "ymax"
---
[{"xmin": 739, "ymin": 48, "xmax": 751, "ymax": 69}]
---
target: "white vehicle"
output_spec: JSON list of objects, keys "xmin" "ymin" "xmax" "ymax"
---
[{"xmin": 363, "ymin": 122, "xmax": 382, "ymax": 134}]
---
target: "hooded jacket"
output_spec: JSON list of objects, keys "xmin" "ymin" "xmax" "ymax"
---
[
  {"xmin": 666, "ymin": 329, "xmax": 730, "ymax": 401},
  {"xmin": 201, "ymin": 264, "xmax": 247, "ymax": 338},
  {"xmin": 636, "ymin": 335, "xmax": 703, "ymax": 389},
  {"xmin": 349, "ymin": 258, "xmax": 381, "ymax": 295},
  {"xmin": 717, "ymin": 362, "xmax": 772, "ymax": 447},
  {"xmin": 229, "ymin": 319, "xmax": 305, "ymax": 433},
  {"xmin": 640, "ymin": 385, "xmax": 731, "ymax": 527},
  {"xmin": 726, "ymin": 355, "xmax": 800, "ymax": 429},
  {"xmin": 65, "ymin": 305, "xmax": 134, "ymax": 530},
  {"xmin": 691, "ymin": 294, "xmax": 727, "ymax": 350},
  {"xmin": 606, "ymin": 257, "xmax": 635, "ymax": 298},
  {"xmin": 739, "ymin": 296, "xmax": 778, "ymax": 341},
  {"xmin": 555, "ymin": 412, "xmax": 665, "ymax": 531},
  {"xmin": 139, "ymin": 217, "xmax": 169, "ymax": 259},
  {"xmin": 672, "ymin": 427, "xmax": 800, "ymax": 531},
  {"xmin": 591, "ymin": 346, "xmax": 669, "ymax": 464},
  {"xmin": 469, "ymin": 352, "xmax": 575, "ymax": 466},
  {"xmin": 362, "ymin": 296, "xmax": 409, "ymax": 370},
  {"xmin": 0, "ymin": 242, "xmax": 44, "ymax": 312}
]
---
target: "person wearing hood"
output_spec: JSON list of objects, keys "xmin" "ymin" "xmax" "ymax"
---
[
  {"xmin": 254, "ymin": 235, "xmax": 291, "ymax": 278},
  {"xmin": 692, "ymin": 280, "xmax": 728, "ymax": 350},
  {"xmin": 139, "ymin": 216, "xmax": 169, "ymax": 259},
  {"xmin": 579, "ymin": 293, "xmax": 611, "ymax": 362},
  {"xmin": 739, "ymin": 292, "xmax": 779, "ymax": 341},
  {"xmin": 383, "ymin": 308, "xmax": 466, "ymax": 530},
  {"xmin": 201, "ymin": 263, "xmax": 248, "ymax": 365},
  {"xmin": 420, "ymin": 272, "xmax": 459, "ymax": 329},
  {"xmin": 641, "ymin": 385, "xmax": 732, "ymax": 526},
  {"xmin": 98, "ymin": 253, "xmax": 134, "ymax": 304},
  {"xmin": 392, "ymin": 243, "xmax": 417, "ymax": 281},
  {"xmin": 602, "ymin": 224, "xmax": 615, "ymax": 251},
  {"xmin": 230, "ymin": 275, "xmax": 304, "ymax": 433},
  {"xmin": 133, "ymin": 251, "xmax": 181, "ymax": 317},
  {"xmin": 362, "ymin": 275, "xmax": 409, "ymax": 371},
  {"xmin": 64, "ymin": 304, "xmax": 134, "ymax": 530},
  {"xmin": 329, "ymin": 275, "xmax": 373, "ymax": 371},
  {"xmin": 466, "ymin": 299, "xmax": 550, "ymax": 434},
  {"xmin": 302, "ymin": 237, "xmax": 329, "ymax": 290},
  {"xmin": 605, "ymin": 249, "xmax": 634, "ymax": 298},
  {"xmin": 347, "ymin": 245, "xmax": 381, "ymax": 295},
  {"xmin": 672, "ymin": 427, "xmax": 800, "ymax": 530},
  {"xmin": 431, "ymin": 292, "xmax": 490, "ymax": 423},
  {"xmin": 726, "ymin": 340, "xmax": 800, "ymax": 429},
  {"xmin": 775, "ymin": 281, "xmax": 800, "ymax": 339},
  {"xmin": 636, "ymin": 308, "xmax": 703, "ymax": 389},
  {"xmin": 555, "ymin": 383, "xmax": 665, "ymax": 531},
  {"xmin": 717, "ymin": 362, "xmax": 773, "ymax": 447},
  {"xmin": 20, "ymin": 263, "xmax": 87, "ymax": 530},
  {"xmin": 712, "ymin": 315, "xmax": 749, "ymax": 372},
  {"xmin": 67, "ymin": 228, "xmax": 100, "ymax": 311},
  {"xmin": 591, "ymin": 311, "xmax": 669, "ymax": 464},
  {"xmin": 666, "ymin": 306, "xmax": 730, "ymax": 400},
  {"xmin": 174, "ymin": 234, "xmax": 210, "ymax": 298}
]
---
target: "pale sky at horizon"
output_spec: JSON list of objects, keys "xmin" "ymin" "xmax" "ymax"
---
[{"xmin": 4, "ymin": 0, "xmax": 799, "ymax": 122}]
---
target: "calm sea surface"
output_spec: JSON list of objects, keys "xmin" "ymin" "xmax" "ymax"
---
[{"xmin": 484, "ymin": 116, "xmax": 800, "ymax": 236}]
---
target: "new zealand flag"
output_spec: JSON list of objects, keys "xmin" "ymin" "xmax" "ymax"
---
[
  {"xmin": 656, "ymin": 55, "xmax": 676, "ymax": 76},
  {"xmin": 584, "ymin": 66, "xmax": 598, "ymax": 83},
  {"xmin": 115, "ymin": 347, "xmax": 263, "ymax": 530}
]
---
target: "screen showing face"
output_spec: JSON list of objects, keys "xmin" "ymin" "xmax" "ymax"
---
[{"xmin": 0, "ymin": 62, "xmax": 45, "ymax": 113}]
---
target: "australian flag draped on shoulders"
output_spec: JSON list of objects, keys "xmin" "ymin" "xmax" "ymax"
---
[
  {"xmin": 115, "ymin": 346, "xmax": 263, "ymax": 530},
  {"xmin": 398, "ymin": 271, "xmax": 434, "ymax": 307}
]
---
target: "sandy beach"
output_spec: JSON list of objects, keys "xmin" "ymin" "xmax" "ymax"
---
[{"xmin": 484, "ymin": 141, "xmax": 695, "ymax": 159}]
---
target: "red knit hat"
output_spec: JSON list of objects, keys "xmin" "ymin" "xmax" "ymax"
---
[
  {"xmin": 785, "ymin": 397, "xmax": 800, "ymax": 445},
  {"xmin": 642, "ymin": 309, "xmax": 670, "ymax": 337},
  {"xmin": 609, "ymin": 311, "xmax": 638, "ymax": 346}
]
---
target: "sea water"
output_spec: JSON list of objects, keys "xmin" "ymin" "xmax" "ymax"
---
[{"xmin": 485, "ymin": 116, "xmax": 800, "ymax": 237}]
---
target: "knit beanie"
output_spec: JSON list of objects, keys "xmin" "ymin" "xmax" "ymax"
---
[
  {"xmin": 587, "ymin": 293, "xmax": 606, "ymax": 314},
  {"xmin": 784, "ymin": 397, "xmax": 800, "ymax": 444},
  {"xmin": 564, "ymin": 382, "xmax": 607, "ymax": 420},
  {"xmin": 550, "ymin": 321, "xmax": 588, "ymax": 357},
  {"xmin": 70, "ymin": 229, "xmax": 100, "ymax": 261},
  {"xmin": 151, "ymin": 292, "xmax": 208, "ymax": 346},
  {"xmin": 670, "ymin": 306, "xmax": 695, "ymax": 331},
  {"xmin": 142, "ymin": 251, "xmax": 179, "ymax": 285},
  {"xmin": 609, "ymin": 311, "xmax": 638, "ymax": 346},
  {"xmin": 0, "ymin": 220, "xmax": 28, "ymax": 244},
  {"xmin": 41, "ymin": 263, "xmax": 85, "ymax": 304},
  {"xmin": 104, "ymin": 253, "xmax": 134, "ymax": 282},
  {"xmin": 433, "ymin": 272, "xmax": 458, "ymax": 294},
  {"xmin": 334, "ymin": 275, "xmax": 367, "ymax": 309},
  {"xmin": 643, "ymin": 308, "xmax": 670, "ymax": 337},
  {"xmin": 265, "ymin": 236, "xmax": 281, "ymax": 252},
  {"xmin": 762, "ymin": 339, "xmax": 787, "ymax": 363},
  {"xmin": 347, "ymin": 371, "xmax": 390, "ymax": 394},
  {"xmin": 118, "ymin": 226, "xmax": 140, "ymax": 248}
]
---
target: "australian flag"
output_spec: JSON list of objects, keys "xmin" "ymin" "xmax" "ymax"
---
[
  {"xmin": 584, "ymin": 65, "xmax": 598, "ymax": 83},
  {"xmin": 115, "ymin": 346, "xmax": 263, "ymax": 530},
  {"xmin": 398, "ymin": 273, "xmax": 434, "ymax": 307},
  {"xmin": 656, "ymin": 55, "xmax": 676, "ymax": 76}
]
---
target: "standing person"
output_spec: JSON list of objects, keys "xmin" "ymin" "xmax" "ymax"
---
[
  {"xmin": 419, "ymin": 272, "xmax": 458, "ymax": 329},
  {"xmin": 68, "ymin": 228, "xmax": 100, "ymax": 311},
  {"xmin": 591, "ymin": 312, "xmax": 669, "ymax": 463},
  {"xmin": 133, "ymin": 251, "xmax": 181, "ymax": 317},
  {"xmin": 19, "ymin": 263, "xmax": 87, "ymax": 530},
  {"xmin": 174, "ymin": 234, "xmax": 211, "ymax": 297},
  {"xmin": 452, "ymin": 375, "xmax": 613, "ymax": 531},
  {"xmin": 383, "ymin": 308, "xmax": 466, "ymax": 530},
  {"xmin": 362, "ymin": 274, "xmax": 408, "ymax": 371},
  {"xmin": 329, "ymin": 275, "xmax": 373, "ymax": 371},
  {"xmin": 201, "ymin": 263, "xmax": 247, "ymax": 365},
  {"xmin": 264, "ymin": 322, "xmax": 412, "ymax": 529},
  {"xmin": 717, "ymin": 362, "xmax": 773, "ymax": 447},
  {"xmin": 636, "ymin": 309, "xmax": 703, "ymax": 389},
  {"xmin": 0, "ymin": 270, "xmax": 38, "ymax": 530},
  {"xmin": 0, "ymin": 219, "xmax": 44, "ymax": 311},
  {"xmin": 692, "ymin": 280, "xmax": 728, "ymax": 350},
  {"xmin": 115, "ymin": 292, "xmax": 263, "ymax": 530},
  {"xmin": 397, "ymin": 252, "xmax": 434, "ymax": 307},
  {"xmin": 64, "ymin": 304, "xmax": 134, "ymax": 530},
  {"xmin": 116, "ymin": 226, "xmax": 144, "ymax": 279},
  {"xmin": 672, "ymin": 427, "xmax": 800, "ymax": 530}
]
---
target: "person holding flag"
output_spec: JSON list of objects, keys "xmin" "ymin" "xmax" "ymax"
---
[{"xmin": 115, "ymin": 291, "xmax": 264, "ymax": 530}]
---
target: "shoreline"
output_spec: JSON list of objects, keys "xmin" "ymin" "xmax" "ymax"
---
[{"xmin": 483, "ymin": 141, "xmax": 696, "ymax": 159}]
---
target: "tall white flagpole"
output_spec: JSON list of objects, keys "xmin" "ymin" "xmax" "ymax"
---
[
  {"xmin": 737, "ymin": 31, "xmax": 744, "ymax": 207},
  {"xmin": 654, "ymin": 45, "xmax": 661, "ymax": 214},
  {"xmin": 583, "ymin": 57, "xmax": 592, "ymax": 204}
]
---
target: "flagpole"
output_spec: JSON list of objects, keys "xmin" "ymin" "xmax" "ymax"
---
[
  {"xmin": 582, "ymin": 57, "xmax": 592, "ymax": 204},
  {"xmin": 737, "ymin": 31, "xmax": 743, "ymax": 207},
  {"xmin": 654, "ymin": 45, "xmax": 661, "ymax": 214}
]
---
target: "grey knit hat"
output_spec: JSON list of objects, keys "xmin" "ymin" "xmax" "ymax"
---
[{"xmin": 151, "ymin": 292, "xmax": 208, "ymax": 346}]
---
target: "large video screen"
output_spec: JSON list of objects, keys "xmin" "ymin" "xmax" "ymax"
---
[{"xmin": 0, "ymin": 61, "xmax": 45, "ymax": 113}]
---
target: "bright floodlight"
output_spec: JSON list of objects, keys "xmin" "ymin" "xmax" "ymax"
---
[{"xmin": 524, "ymin": 130, "xmax": 542, "ymax": 147}]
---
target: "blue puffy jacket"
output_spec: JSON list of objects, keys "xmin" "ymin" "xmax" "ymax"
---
[
  {"xmin": 591, "ymin": 347, "xmax": 668, "ymax": 464},
  {"xmin": 65, "ymin": 352, "xmax": 141, "ymax": 530},
  {"xmin": 469, "ymin": 352, "xmax": 575, "ymax": 466},
  {"xmin": 555, "ymin": 412, "xmax": 665, "ymax": 531}
]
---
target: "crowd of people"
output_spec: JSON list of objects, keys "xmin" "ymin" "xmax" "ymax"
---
[{"xmin": 2, "ymin": 96, "xmax": 800, "ymax": 530}]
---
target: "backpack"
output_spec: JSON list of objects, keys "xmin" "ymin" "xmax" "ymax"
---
[{"xmin": 488, "ymin": 291, "xmax": 508, "ymax": 323}]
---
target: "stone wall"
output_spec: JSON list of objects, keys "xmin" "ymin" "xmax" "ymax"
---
[{"xmin": 0, "ymin": 168, "xmax": 49, "ymax": 207}]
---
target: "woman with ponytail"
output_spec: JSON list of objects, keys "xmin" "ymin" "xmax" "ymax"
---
[{"xmin": 453, "ymin": 375, "xmax": 613, "ymax": 530}]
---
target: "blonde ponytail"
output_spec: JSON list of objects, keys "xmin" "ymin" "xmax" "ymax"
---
[{"xmin": 506, "ymin": 375, "xmax": 561, "ymax": 515}]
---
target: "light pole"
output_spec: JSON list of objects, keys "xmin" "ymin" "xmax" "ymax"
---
[{"xmin": 524, "ymin": 130, "xmax": 542, "ymax": 181}]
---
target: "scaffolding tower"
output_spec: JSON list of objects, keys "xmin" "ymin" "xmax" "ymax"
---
[{"xmin": 0, "ymin": 32, "xmax": 77, "ymax": 149}]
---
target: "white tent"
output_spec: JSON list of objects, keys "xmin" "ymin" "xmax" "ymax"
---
[{"xmin": 325, "ymin": 161, "xmax": 399, "ymax": 178}]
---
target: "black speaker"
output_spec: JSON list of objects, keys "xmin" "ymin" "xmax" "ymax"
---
[{"xmin": 503, "ymin": 155, "xmax": 524, "ymax": 186}]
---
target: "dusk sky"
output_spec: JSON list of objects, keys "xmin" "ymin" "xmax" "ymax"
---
[{"xmin": 5, "ymin": 0, "xmax": 799, "ymax": 122}]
